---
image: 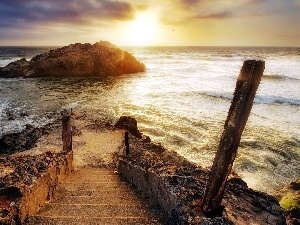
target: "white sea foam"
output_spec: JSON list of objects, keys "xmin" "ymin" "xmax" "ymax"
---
[{"xmin": 0, "ymin": 46, "xmax": 299, "ymax": 193}]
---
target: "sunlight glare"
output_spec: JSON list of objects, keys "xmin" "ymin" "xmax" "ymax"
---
[{"xmin": 126, "ymin": 12, "xmax": 158, "ymax": 46}]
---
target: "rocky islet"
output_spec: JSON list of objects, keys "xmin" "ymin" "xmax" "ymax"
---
[{"xmin": 0, "ymin": 41, "xmax": 145, "ymax": 78}]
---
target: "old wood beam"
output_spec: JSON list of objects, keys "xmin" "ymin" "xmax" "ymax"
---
[
  {"xmin": 62, "ymin": 115, "xmax": 72, "ymax": 152},
  {"xmin": 202, "ymin": 60, "xmax": 265, "ymax": 216}
]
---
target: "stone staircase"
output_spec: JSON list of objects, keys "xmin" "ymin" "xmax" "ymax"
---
[{"xmin": 26, "ymin": 168, "xmax": 164, "ymax": 225}]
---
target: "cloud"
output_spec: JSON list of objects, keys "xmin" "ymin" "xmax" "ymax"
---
[
  {"xmin": 0, "ymin": 0, "xmax": 271, "ymax": 30},
  {"xmin": 158, "ymin": 0, "xmax": 271, "ymax": 25},
  {"xmin": 194, "ymin": 11, "xmax": 234, "ymax": 19},
  {"xmin": 245, "ymin": 0, "xmax": 268, "ymax": 5},
  {"xmin": 0, "ymin": 0, "xmax": 136, "ymax": 29},
  {"xmin": 0, "ymin": 0, "xmax": 141, "ymax": 45},
  {"xmin": 180, "ymin": 0, "xmax": 202, "ymax": 7},
  {"xmin": 278, "ymin": 34, "xmax": 300, "ymax": 37},
  {"xmin": 292, "ymin": 0, "xmax": 300, "ymax": 6}
]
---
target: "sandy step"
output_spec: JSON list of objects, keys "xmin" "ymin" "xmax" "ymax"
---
[
  {"xmin": 55, "ymin": 188, "xmax": 142, "ymax": 198},
  {"xmin": 37, "ymin": 203, "xmax": 152, "ymax": 217},
  {"xmin": 27, "ymin": 215, "xmax": 162, "ymax": 225},
  {"xmin": 54, "ymin": 195, "xmax": 144, "ymax": 205},
  {"xmin": 63, "ymin": 175, "xmax": 122, "ymax": 183},
  {"xmin": 67, "ymin": 168, "xmax": 118, "ymax": 176},
  {"xmin": 63, "ymin": 172, "xmax": 122, "ymax": 183},
  {"xmin": 59, "ymin": 181, "xmax": 132, "ymax": 191}
]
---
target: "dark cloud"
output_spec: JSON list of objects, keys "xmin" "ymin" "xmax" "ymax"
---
[
  {"xmin": 194, "ymin": 11, "xmax": 234, "ymax": 19},
  {"xmin": 159, "ymin": 0, "xmax": 270, "ymax": 25},
  {"xmin": 97, "ymin": 0, "xmax": 135, "ymax": 19},
  {"xmin": 161, "ymin": 11, "xmax": 234, "ymax": 25},
  {"xmin": 0, "ymin": 0, "xmax": 136, "ymax": 29},
  {"xmin": 179, "ymin": 0, "xmax": 268, "ymax": 8},
  {"xmin": 246, "ymin": 0, "xmax": 268, "ymax": 5},
  {"xmin": 180, "ymin": 0, "xmax": 201, "ymax": 7}
]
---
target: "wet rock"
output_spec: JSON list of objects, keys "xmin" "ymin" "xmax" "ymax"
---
[
  {"xmin": 273, "ymin": 179, "xmax": 300, "ymax": 224},
  {"xmin": 114, "ymin": 116, "xmax": 143, "ymax": 138},
  {"xmin": 0, "ymin": 58, "xmax": 29, "ymax": 78},
  {"xmin": 5, "ymin": 111, "xmax": 16, "ymax": 121},
  {"xmin": 0, "ymin": 120, "xmax": 60, "ymax": 155},
  {"xmin": 0, "ymin": 41, "xmax": 145, "ymax": 78},
  {"xmin": 285, "ymin": 208, "xmax": 300, "ymax": 225},
  {"xmin": 227, "ymin": 173, "xmax": 248, "ymax": 187},
  {"xmin": 20, "ymin": 112, "xmax": 29, "ymax": 117},
  {"xmin": 0, "ymin": 125, "xmax": 43, "ymax": 155}
]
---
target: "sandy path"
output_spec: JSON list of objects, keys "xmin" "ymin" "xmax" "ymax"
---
[
  {"xmin": 73, "ymin": 129, "xmax": 124, "ymax": 168},
  {"xmin": 11, "ymin": 113, "xmax": 126, "ymax": 169}
]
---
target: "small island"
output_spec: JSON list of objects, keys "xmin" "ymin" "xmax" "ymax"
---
[{"xmin": 0, "ymin": 41, "xmax": 145, "ymax": 78}]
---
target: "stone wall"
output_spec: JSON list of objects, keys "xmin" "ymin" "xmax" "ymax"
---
[{"xmin": 0, "ymin": 151, "xmax": 73, "ymax": 224}]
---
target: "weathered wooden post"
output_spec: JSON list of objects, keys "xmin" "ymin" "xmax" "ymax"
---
[
  {"xmin": 62, "ymin": 115, "xmax": 72, "ymax": 152},
  {"xmin": 125, "ymin": 131, "xmax": 129, "ymax": 155},
  {"xmin": 202, "ymin": 60, "xmax": 265, "ymax": 216}
]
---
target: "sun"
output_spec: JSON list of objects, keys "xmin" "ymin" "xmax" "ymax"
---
[{"xmin": 125, "ymin": 12, "xmax": 159, "ymax": 46}]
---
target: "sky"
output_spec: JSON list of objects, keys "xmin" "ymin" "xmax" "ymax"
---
[{"xmin": 0, "ymin": 0, "xmax": 299, "ymax": 46}]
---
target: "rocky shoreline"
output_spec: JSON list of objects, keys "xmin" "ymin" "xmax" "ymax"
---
[
  {"xmin": 118, "ymin": 133, "xmax": 285, "ymax": 224},
  {"xmin": 0, "ymin": 113, "xmax": 299, "ymax": 224}
]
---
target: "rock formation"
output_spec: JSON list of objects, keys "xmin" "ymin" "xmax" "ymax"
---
[
  {"xmin": 0, "ymin": 41, "xmax": 145, "ymax": 78},
  {"xmin": 0, "ymin": 121, "xmax": 61, "ymax": 155},
  {"xmin": 114, "ymin": 116, "xmax": 143, "ymax": 138}
]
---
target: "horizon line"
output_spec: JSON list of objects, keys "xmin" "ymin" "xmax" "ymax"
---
[{"xmin": 0, "ymin": 44, "xmax": 299, "ymax": 48}]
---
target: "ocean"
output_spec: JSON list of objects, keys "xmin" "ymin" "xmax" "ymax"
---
[{"xmin": 0, "ymin": 46, "xmax": 299, "ymax": 193}]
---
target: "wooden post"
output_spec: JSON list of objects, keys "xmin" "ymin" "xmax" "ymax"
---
[
  {"xmin": 62, "ymin": 115, "xmax": 72, "ymax": 152},
  {"xmin": 125, "ymin": 131, "xmax": 129, "ymax": 155},
  {"xmin": 202, "ymin": 60, "xmax": 265, "ymax": 216}
]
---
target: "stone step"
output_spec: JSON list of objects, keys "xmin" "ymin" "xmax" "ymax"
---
[
  {"xmin": 60, "ymin": 181, "xmax": 131, "ymax": 192},
  {"xmin": 26, "ymin": 168, "xmax": 164, "ymax": 224},
  {"xmin": 54, "ymin": 195, "xmax": 143, "ymax": 205},
  {"xmin": 64, "ymin": 173, "xmax": 122, "ymax": 183},
  {"xmin": 64, "ymin": 168, "xmax": 120, "ymax": 177},
  {"xmin": 77, "ymin": 168, "xmax": 117, "ymax": 172},
  {"xmin": 27, "ymin": 215, "xmax": 162, "ymax": 225},
  {"xmin": 37, "ymin": 204, "xmax": 153, "ymax": 218},
  {"xmin": 55, "ymin": 187, "xmax": 142, "ymax": 198}
]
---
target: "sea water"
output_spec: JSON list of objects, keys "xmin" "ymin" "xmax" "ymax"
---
[{"xmin": 0, "ymin": 46, "xmax": 299, "ymax": 193}]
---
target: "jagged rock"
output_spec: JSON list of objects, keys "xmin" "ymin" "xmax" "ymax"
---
[
  {"xmin": 0, "ymin": 58, "xmax": 29, "ymax": 78},
  {"xmin": 0, "ymin": 41, "xmax": 145, "ymax": 78},
  {"xmin": 114, "ymin": 116, "xmax": 143, "ymax": 138},
  {"xmin": 0, "ymin": 125, "xmax": 43, "ymax": 155},
  {"xmin": 227, "ymin": 173, "xmax": 248, "ymax": 187},
  {"xmin": 0, "ymin": 120, "xmax": 60, "ymax": 155}
]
